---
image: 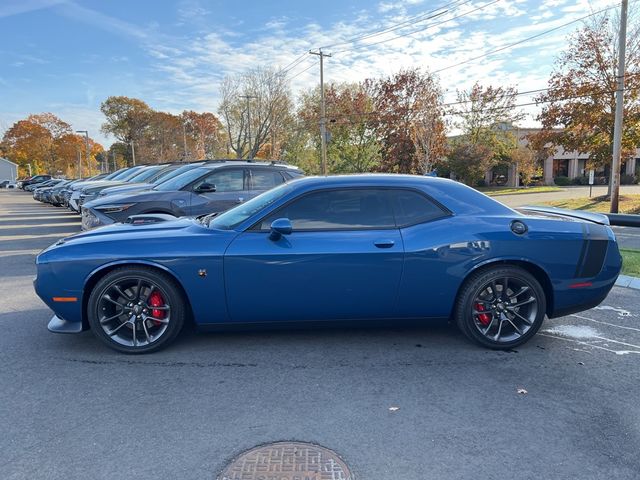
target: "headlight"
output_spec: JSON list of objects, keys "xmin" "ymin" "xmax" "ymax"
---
[
  {"xmin": 94, "ymin": 204, "xmax": 135, "ymax": 214},
  {"xmin": 81, "ymin": 209, "xmax": 101, "ymax": 230}
]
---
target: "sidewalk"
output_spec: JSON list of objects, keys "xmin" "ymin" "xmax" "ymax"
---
[{"xmin": 616, "ymin": 274, "xmax": 640, "ymax": 290}]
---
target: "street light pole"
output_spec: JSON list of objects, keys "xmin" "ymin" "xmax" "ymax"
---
[
  {"xmin": 76, "ymin": 130, "xmax": 90, "ymax": 177},
  {"xmin": 610, "ymin": 0, "xmax": 628, "ymax": 213}
]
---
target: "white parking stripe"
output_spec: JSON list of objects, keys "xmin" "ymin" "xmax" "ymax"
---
[
  {"xmin": 539, "ymin": 333, "xmax": 640, "ymax": 355},
  {"xmin": 570, "ymin": 314, "xmax": 640, "ymax": 333}
]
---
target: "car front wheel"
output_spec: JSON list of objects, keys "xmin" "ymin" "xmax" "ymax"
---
[
  {"xmin": 454, "ymin": 266, "xmax": 546, "ymax": 349},
  {"xmin": 87, "ymin": 266, "xmax": 186, "ymax": 354}
]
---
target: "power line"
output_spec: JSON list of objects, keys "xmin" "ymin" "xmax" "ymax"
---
[
  {"xmin": 432, "ymin": 1, "xmax": 628, "ymax": 74},
  {"xmin": 288, "ymin": 59, "xmax": 319, "ymax": 80},
  {"xmin": 333, "ymin": 0, "xmax": 501, "ymax": 54},
  {"xmin": 321, "ymin": 0, "xmax": 473, "ymax": 50}
]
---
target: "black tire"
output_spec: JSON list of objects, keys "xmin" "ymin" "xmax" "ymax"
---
[
  {"xmin": 454, "ymin": 266, "xmax": 546, "ymax": 349},
  {"xmin": 87, "ymin": 266, "xmax": 186, "ymax": 354}
]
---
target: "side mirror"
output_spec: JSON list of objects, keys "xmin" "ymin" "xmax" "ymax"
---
[
  {"xmin": 195, "ymin": 183, "xmax": 216, "ymax": 193},
  {"xmin": 269, "ymin": 218, "xmax": 292, "ymax": 241}
]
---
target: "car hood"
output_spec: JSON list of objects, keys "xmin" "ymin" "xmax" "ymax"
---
[
  {"xmin": 99, "ymin": 183, "xmax": 153, "ymax": 196},
  {"xmin": 39, "ymin": 217, "xmax": 201, "ymax": 254},
  {"xmin": 84, "ymin": 189, "xmax": 180, "ymax": 209}
]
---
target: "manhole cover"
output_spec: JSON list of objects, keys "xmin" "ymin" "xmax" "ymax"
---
[{"xmin": 218, "ymin": 441, "xmax": 353, "ymax": 480}]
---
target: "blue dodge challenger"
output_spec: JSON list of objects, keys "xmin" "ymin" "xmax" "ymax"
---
[{"xmin": 34, "ymin": 175, "xmax": 622, "ymax": 354}]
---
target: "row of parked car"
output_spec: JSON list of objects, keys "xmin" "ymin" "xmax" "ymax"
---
[{"xmin": 27, "ymin": 159, "xmax": 304, "ymax": 230}]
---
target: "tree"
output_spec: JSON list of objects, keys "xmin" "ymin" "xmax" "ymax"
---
[
  {"xmin": 101, "ymin": 96, "xmax": 153, "ymax": 165},
  {"xmin": 1, "ymin": 114, "xmax": 102, "ymax": 177},
  {"xmin": 218, "ymin": 67, "xmax": 294, "ymax": 159},
  {"xmin": 510, "ymin": 146, "xmax": 541, "ymax": 187},
  {"xmin": 447, "ymin": 142, "xmax": 495, "ymax": 186},
  {"xmin": 298, "ymin": 83, "xmax": 381, "ymax": 173},
  {"xmin": 182, "ymin": 111, "xmax": 226, "ymax": 159},
  {"xmin": 533, "ymin": 14, "xmax": 640, "ymax": 182},
  {"xmin": 366, "ymin": 68, "xmax": 446, "ymax": 173}
]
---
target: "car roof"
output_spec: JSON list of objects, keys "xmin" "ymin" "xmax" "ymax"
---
[{"xmin": 200, "ymin": 159, "xmax": 301, "ymax": 170}]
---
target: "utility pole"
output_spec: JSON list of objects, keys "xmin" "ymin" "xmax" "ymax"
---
[
  {"xmin": 310, "ymin": 49, "xmax": 331, "ymax": 175},
  {"xmin": 131, "ymin": 141, "xmax": 136, "ymax": 166},
  {"xmin": 76, "ymin": 130, "xmax": 90, "ymax": 177},
  {"xmin": 112, "ymin": 150, "xmax": 116, "ymax": 173},
  {"xmin": 610, "ymin": 0, "xmax": 628, "ymax": 213},
  {"xmin": 239, "ymin": 95, "xmax": 257, "ymax": 159},
  {"xmin": 182, "ymin": 121, "xmax": 189, "ymax": 162}
]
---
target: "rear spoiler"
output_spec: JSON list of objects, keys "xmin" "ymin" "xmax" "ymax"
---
[{"xmin": 518, "ymin": 205, "xmax": 610, "ymax": 225}]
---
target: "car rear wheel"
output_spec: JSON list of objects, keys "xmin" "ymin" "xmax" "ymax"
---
[
  {"xmin": 454, "ymin": 266, "xmax": 546, "ymax": 349},
  {"xmin": 87, "ymin": 267, "xmax": 186, "ymax": 354}
]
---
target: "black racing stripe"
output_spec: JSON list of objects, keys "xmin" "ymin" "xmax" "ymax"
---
[
  {"xmin": 574, "ymin": 224, "xmax": 588, "ymax": 278},
  {"xmin": 580, "ymin": 240, "xmax": 608, "ymax": 278}
]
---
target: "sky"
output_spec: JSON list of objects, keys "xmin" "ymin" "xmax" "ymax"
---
[{"xmin": 0, "ymin": 0, "xmax": 619, "ymax": 147}]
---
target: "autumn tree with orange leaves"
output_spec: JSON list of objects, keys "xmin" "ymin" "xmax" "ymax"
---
[
  {"xmin": 533, "ymin": 13, "xmax": 640, "ymax": 186},
  {"xmin": 1, "ymin": 113, "xmax": 103, "ymax": 177}
]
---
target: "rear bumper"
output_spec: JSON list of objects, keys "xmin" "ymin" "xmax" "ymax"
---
[{"xmin": 48, "ymin": 315, "xmax": 85, "ymax": 334}]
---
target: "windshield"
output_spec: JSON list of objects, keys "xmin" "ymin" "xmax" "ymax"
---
[
  {"xmin": 152, "ymin": 163, "xmax": 198, "ymax": 185},
  {"xmin": 153, "ymin": 167, "xmax": 208, "ymax": 191},
  {"xmin": 119, "ymin": 166, "xmax": 148, "ymax": 181},
  {"xmin": 127, "ymin": 166, "xmax": 162, "ymax": 183},
  {"xmin": 208, "ymin": 183, "xmax": 293, "ymax": 230},
  {"xmin": 103, "ymin": 168, "xmax": 128, "ymax": 180}
]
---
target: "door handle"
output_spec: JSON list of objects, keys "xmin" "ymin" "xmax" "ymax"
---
[{"xmin": 374, "ymin": 239, "xmax": 395, "ymax": 248}]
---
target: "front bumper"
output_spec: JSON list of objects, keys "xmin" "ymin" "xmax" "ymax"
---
[{"xmin": 48, "ymin": 315, "xmax": 85, "ymax": 334}]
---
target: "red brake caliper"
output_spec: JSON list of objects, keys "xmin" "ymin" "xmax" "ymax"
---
[
  {"xmin": 148, "ymin": 291, "xmax": 165, "ymax": 326},
  {"xmin": 475, "ymin": 302, "xmax": 491, "ymax": 326}
]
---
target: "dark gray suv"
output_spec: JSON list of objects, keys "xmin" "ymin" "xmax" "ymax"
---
[{"xmin": 81, "ymin": 160, "xmax": 303, "ymax": 230}]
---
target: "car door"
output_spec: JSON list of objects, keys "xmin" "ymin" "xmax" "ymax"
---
[
  {"xmin": 187, "ymin": 167, "xmax": 248, "ymax": 216},
  {"xmin": 223, "ymin": 188, "xmax": 404, "ymax": 323}
]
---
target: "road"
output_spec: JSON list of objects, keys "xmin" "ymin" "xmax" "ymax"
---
[
  {"xmin": 496, "ymin": 185, "xmax": 640, "ymax": 250},
  {"xmin": 495, "ymin": 184, "xmax": 640, "ymax": 208},
  {"xmin": 1, "ymin": 190, "xmax": 640, "ymax": 480}
]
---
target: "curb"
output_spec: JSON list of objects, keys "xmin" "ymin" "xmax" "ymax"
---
[{"xmin": 615, "ymin": 274, "xmax": 640, "ymax": 290}]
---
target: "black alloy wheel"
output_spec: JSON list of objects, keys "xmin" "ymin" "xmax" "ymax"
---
[
  {"xmin": 87, "ymin": 266, "xmax": 186, "ymax": 354},
  {"xmin": 454, "ymin": 266, "xmax": 546, "ymax": 349}
]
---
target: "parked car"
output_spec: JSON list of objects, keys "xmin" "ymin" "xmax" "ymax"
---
[
  {"xmin": 0, "ymin": 180, "xmax": 17, "ymax": 188},
  {"xmin": 20, "ymin": 174, "xmax": 52, "ymax": 190},
  {"xmin": 49, "ymin": 179, "xmax": 82, "ymax": 206},
  {"xmin": 81, "ymin": 160, "xmax": 303, "ymax": 230},
  {"xmin": 32, "ymin": 179, "xmax": 64, "ymax": 201},
  {"xmin": 97, "ymin": 162, "xmax": 206, "ymax": 199},
  {"xmin": 68, "ymin": 168, "xmax": 145, "ymax": 212},
  {"xmin": 35, "ymin": 174, "xmax": 621, "ymax": 354},
  {"xmin": 28, "ymin": 178, "xmax": 59, "ymax": 193}
]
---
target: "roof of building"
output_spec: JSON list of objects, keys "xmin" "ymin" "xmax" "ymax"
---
[{"xmin": 0, "ymin": 157, "xmax": 18, "ymax": 166}]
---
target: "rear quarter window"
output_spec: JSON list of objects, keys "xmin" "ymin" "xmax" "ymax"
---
[{"xmin": 392, "ymin": 190, "xmax": 448, "ymax": 226}]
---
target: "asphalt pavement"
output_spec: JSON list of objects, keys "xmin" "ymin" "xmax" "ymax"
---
[{"xmin": 1, "ymin": 189, "xmax": 640, "ymax": 480}]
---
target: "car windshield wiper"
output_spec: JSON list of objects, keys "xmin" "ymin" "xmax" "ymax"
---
[{"xmin": 199, "ymin": 211, "xmax": 221, "ymax": 227}]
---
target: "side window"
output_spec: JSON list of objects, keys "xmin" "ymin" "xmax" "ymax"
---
[
  {"xmin": 192, "ymin": 169, "xmax": 245, "ymax": 192},
  {"xmin": 392, "ymin": 189, "xmax": 447, "ymax": 226},
  {"xmin": 251, "ymin": 169, "xmax": 285, "ymax": 190},
  {"xmin": 259, "ymin": 189, "xmax": 395, "ymax": 230}
]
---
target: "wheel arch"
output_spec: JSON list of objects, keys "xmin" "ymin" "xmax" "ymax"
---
[
  {"xmin": 456, "ymin": 258, "xmax": 554, "ymax": 317},
  {"xmin": 81, "ymin": 260, "xmax": 194, "ymax": 330}
]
